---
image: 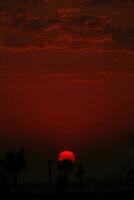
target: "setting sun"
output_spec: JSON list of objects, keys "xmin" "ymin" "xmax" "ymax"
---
[{"xmin": 58, "ymin": 150, "xmax": 76, "ymax": 163}]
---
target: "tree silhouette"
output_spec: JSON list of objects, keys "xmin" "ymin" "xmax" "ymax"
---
[
  {"xmin": 58, "ymin": 159, "xmax": 74, "ymax": 190},
  {"xmin": 76, "ymin": 164, "xmax": 85, "ymax": 189},
  {"xmin": 122, "ymin": 164, "xmax": 134, "ymax": 181},
  {"xmin": 0, "ymin": 159, "xmax": 8, "ymax": 192},
  {"xmin": 4, "ymin": 148, "xmax": 26, "ymax": 188}
]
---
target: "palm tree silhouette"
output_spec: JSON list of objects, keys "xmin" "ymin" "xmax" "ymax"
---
[
  {"xmin": 122, "ymin": 164, "xmax": 134, "ymax": 181},
  {"xmin": 58, "ymin": 159, "xmax": 74, "ymax": 190},
  {"xmin": 76, "ymin": 164, "xmax": 85, "ymax": 189},
  {"xmin": 0, "ymin": 159, "xmax": 7, "ymax": 191},
  {"xmin": 4, "ymin": 148, "xmax": 26, "ymax": 188}
]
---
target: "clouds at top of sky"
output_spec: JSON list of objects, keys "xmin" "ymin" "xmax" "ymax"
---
[
  {"xmin": 0, "ymin": 0, "xmax": 133, "ymax": 83},
  {"xmin": 0, "ymin": 0, "xmax": 134, "ymax": 53}
]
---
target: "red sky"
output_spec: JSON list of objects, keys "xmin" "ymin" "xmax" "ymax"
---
[{"xmin": 0, "ymin": 0, "xmax": 134, "ymax": 179}]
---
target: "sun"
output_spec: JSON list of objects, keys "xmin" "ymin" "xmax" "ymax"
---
[{"xmin": 58, "ymin": 150, "xmax": 76, "ymax": 162}]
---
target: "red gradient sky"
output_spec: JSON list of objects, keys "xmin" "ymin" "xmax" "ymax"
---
[{"xmin": 0, "ymin": 0, "xmax": 134, "ymax": 179}]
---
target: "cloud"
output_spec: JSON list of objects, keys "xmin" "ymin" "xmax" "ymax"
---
[
  {"xmin": 0, "ymin": 71, "xmax": 104, "ymax": 83},
  {"xmin": 0, "ymin": 0, "xmax": 134, "ymax": 53},
  {"xmin": 0, "ymin": 70, "xmax": 133, "ymax": 85},
  {"xmin": 47, "ymin": 72, "xmax": 104, "ymax": 83},
  {"xmin": 77, "ymin": 0, "xmax": 134, "ymax": 6}
]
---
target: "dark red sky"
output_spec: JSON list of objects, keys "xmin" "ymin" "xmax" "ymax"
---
[{"xmin": 0, "ymin": 0, "xmax": 134, "ymax": 180}]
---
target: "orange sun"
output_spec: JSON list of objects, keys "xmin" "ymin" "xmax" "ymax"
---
[{"xmin": 58, "ymin": 150, "xmax": 76, "ymax": 162}]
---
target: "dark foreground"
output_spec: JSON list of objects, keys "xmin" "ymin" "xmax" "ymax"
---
[
  {"xmin": 1, "ymin": 191, "xmax": 134, "ymax": 200},
  {"xmin": 1, "ymin": 179, "xmax": 134, "ymax": 199},
  {"xmin": 0, "ymin": 185, "xmax": 134, "ymax": 200}
]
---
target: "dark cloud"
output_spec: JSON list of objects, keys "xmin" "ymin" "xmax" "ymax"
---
[
  {"xmin": 0, "ymin": 0, "xmax": 134, "ymax": 52},
  {"xmin": 77, "ymin": 0, "xmax": 134, "ymax": 5},
  {"xmin": 112, "ymin": 27, "xmax": 134, "ymax": 50},
  {"xmin": 78, "ymin": 0, "xmax": 113, "ymax": 5}
]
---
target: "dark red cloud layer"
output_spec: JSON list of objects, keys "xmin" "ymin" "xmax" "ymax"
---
[{"xmin": 0, "ymin": 0, "xmax": 134, "ymax": 52}]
